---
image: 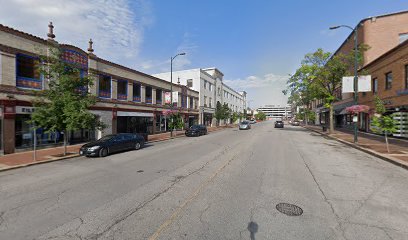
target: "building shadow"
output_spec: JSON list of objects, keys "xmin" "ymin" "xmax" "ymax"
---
[{"xmin": 247, "ymin": 221, "xmax": 258, "ymax": 240}]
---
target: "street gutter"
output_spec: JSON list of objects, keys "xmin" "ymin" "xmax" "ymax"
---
[{"xmin": 304, "ymin": 126, "xmax": 408, "ymax": 171}]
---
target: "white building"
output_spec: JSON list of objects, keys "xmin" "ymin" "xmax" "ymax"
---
[
  {"xmin": 257, "ymin": 104, "xmax": 292, "ymax": 120},
  {"xmin": 154, "ymin": 68, "xmax": 247, "ymax": 126}
]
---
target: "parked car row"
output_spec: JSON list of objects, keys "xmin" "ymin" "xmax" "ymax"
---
[{"xmin": 80, "ymin": 124, "xmax": 210, "ymax": 158}]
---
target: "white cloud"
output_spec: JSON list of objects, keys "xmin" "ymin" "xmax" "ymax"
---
[
  {"xmin": 224, "ymin": 73, "xmax": 288, "ymax": 89},
  {"xmin": 0, "ymin": 0, "xmax": 152, "ymax": 68}
]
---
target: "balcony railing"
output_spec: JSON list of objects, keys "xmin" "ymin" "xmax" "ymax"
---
[
  {"xmin": 98, "ymin": 90, "xmax": 111, "ymax": 98},
  {"xmin": 133, "ymin": 95, "xmax": 141, "ymax": 102},
  {"xmin": 146, "ymin": 97, "xmax": 152, "ymax": 104},
  {"xmin": 117, "ymin": 94, "xmax": 127, "ymax": 100},
  {"xmin": 156, "ymin": 100, "xmax": 162, "ymax": 105}
]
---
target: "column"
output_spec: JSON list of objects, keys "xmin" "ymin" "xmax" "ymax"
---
[
  {"xmin": 152, "ymin": 88, "xmax": 157, "ymax": 105},
  {"xmin": 111, "ymin": 79, "xmax": 118, "ymax": 99},
  {"xmin": 127, "ymin": 82, "xmax": 133, "ymax": 101},
  {"xmin": 141, "ymin": 85, "xmax": 146, "ymax": 103},
  {"xmin": 0, "ymin": 51, "xmax": 16, "ymax": 86}
]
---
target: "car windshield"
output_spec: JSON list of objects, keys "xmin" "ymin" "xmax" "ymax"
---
[
  {"xmin": 241, "ymin": 121, "xmax": 249, "ymax": 124},
  {"xmin": 190, "ymin": 125, "xmax": 200, "ymax": 129}
]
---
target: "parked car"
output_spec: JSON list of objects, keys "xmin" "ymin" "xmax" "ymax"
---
[
  {"xmin": 239, "ymin": 121, "xmax": 251, "ymax": 130},
  {"xmin": 274, "ymin": 120, "xmax": 284, "ymax": 128},
  {"xmin": 185, "ymin": 124, "xmax": 207, "ymax": 137},
  {"xmin": 292, "ymin": 120, "xmax": 300, "ymax": 126},
  {"xmin": 249, "ymin": 119, "xmax": 257, "ymax": 124},
  {"xmin": 79, "ymin": 133, "xmax": 145, "ymax": 157}
]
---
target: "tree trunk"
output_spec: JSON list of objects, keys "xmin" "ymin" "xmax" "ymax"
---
[
  {"xmin": 329, "ymin": 105, "xmax": 334, "ymax": 134},
  {"xmin": 385, "ymin": 132, "xmax": 390, "ymax": 153},
  {"xmin": 63, "ymin": 131, "xmax": 67, "ymax": 156},
  {"xmin": 304, "ymin": 111, "xmax": 308, "ymax": 126}
]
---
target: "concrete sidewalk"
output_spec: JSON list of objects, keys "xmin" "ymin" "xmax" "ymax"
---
[
  {"xmin": 304, "ymin": 125, "xmax": 408, "ymax": 169},
  {"xmin": 0, "ymin": 125, "xmax": 232, "ymax": 171}
]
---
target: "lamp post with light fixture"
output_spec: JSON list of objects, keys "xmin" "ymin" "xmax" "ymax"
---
[
  {"xmin": 170, "ymin": 53, "xmax": 186, "ymax": 138},
  {"xmin": 330, "ymin": 24, "xmax": 359, "ymax": 143}
]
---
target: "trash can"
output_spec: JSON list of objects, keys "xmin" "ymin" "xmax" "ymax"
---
[{"xmin": 322, "ymin": 125, "xmax": 327, "ymax": 132}]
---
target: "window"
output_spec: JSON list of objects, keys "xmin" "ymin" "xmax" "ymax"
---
[
  {"xmin": 98, "ymin": 75, "xmax": 111, "ymax": 98},
  {"xmin": 204, "ymin": 80, "xmax": 207, "ymax": 89},
  {"xmin": 372, "ymin": 78, "xmax": 378, "ymax": 93},
  {"xmin": 385, "ymin": 72, "xmax": 392, "ymax": 90},
  {"xmin": 133, "ymin": 83, "xmax": 141, "ymax": 102},
  {"xmin": 209, "ymin": 97, "xmax": 212, "ymax": 108},
  {"xmin": 406, "ymin": 65, "xmax": 408, "ymax": 89},
  {"xmin": 156, "ymin": 89, "xmax": 162, "ymax": 104},
  {"xmin": 16, "ymin": 54, "xmax": 41, "ymax": 89},
  {"xmin": 204, "ymin": 96, "xmax": 207, "ymax": 107},
  {"xmin": 189, "ymin": 96, "xmax": 193, "ymax": 109},
  {"xmin": 145, "ymin": 86, "xmax": 152, "ymax": 103},
  {"xmin": 187, "ymin": 79, "xmax": 193, "ymax": 88},
  {"xmin": 209, "ymin": 83, "xmax": 212, "ymax": 91},
  {"xmin": 117, "ymin": 80, "xmax": 127, "ymax": 100},
  {"xmin": 399, "ymin": 33, "xmax": 408, "ymax": 43}
]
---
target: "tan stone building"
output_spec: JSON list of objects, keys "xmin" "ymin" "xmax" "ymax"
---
[{"xmin": 0, "ymin": 23, "xmax": 199, "ymax": 154}]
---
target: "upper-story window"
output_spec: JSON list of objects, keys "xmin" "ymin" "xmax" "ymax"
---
[
  {"xmin": 204, "ymin": 96, "xmax": 207, "ymax": 107},
  {"xmin": 156, "ymin": 89, "xmax": 162, "ymax": 104},
  {"xmin": 187, "ymin": 79, "xmax": 193, "ymax": 88},
  {"xmin": 209, "ymin": 97, "xmax": 212, "ymax": 108},
  {"xmin": 209, "ymin": 83, "xmax": 212, "ymax": 92},
  {"xmin": 99, "ymin": 75, "xmax": 111, "ymax": 98},
  {"xmin": 133, "ymin": 83, "xmax": 141, "ymax": 102},
  {"xmin": 117, "ymin": 80, "xmax": 127, "ymax": 100},
  {"xmin": 399, "ymin": 33, "xmax": 408, "ymax": 44},
  {"xmin": 372, "ymin": 78, "xmax": 378, "ymax": 93},
  {"xmin": 16, "ymin": 54, "xmax": 42, "ymax": 89},
  {"xmin": 204, "ymin": 80, "xmax": 207, "ymax": 89},
  {"xmin": 145, "ymin": 86, "xmax": 152, "ymax": 104},
  {"xmin": 189, "ymin": 96, "xmax": 193, "ymax": 109},
  {"xmin": 385, "ymin": 72, "xmax": 392, "ymax": 90},
  {"xmin": 405, "ymin": 65, "xmax": 408, "ymax": 89}
]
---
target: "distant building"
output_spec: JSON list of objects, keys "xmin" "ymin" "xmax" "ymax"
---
[
  {"xmin": 257, "ymin": 104, "xmax": 292, "ymax": 120},
  {"xmin": 154, "ymin": 68, "xmax": 247, "ymax": 126}
]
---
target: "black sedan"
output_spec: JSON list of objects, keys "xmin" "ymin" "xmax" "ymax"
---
[
  {"xmin": 79, "ymin": 133, "xmax": 145, "ymax": 157},
  {"xmin": 274, "ymin": 120, "xmax": 284, "ymax": 128},
  {"xmin": 185, "ymin": 125, "xmax": 207, "ymax": 137}
]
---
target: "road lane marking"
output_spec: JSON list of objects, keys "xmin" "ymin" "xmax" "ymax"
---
[{"xmin": 148, "ymin": 153, "xmax": 237, "ymax": 240}]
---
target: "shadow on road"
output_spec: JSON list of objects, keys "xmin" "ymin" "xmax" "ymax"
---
[
  {"xmin": 274, "ymin": 127, "xmax": 307, "ymax": 132},
  {"xmin": 247, "ymin": 221, "xmax": 259, "ymax": 240}
]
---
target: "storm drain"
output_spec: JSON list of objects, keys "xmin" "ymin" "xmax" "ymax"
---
[{"xmin": 276, "ymin": 203, "xmax": 303, "ymax": 216}]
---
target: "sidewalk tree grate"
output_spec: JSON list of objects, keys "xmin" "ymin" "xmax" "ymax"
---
[{"xmin": 276, "ymin": 203, "xmax": 303, "ymax": 216}]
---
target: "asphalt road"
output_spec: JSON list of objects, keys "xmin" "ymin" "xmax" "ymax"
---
[{"xmin": 0, "ymin": 121, "xmax": 407, "ymax": 240}]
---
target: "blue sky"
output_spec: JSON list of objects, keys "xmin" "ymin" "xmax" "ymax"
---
[{"xmin": 1, "ymin": 0, "xmax": 407, "ymax": 108}]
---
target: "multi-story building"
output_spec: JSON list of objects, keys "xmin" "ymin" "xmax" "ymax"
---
[
  {"xmin": 257, "ymin": 104, "xmax": 292, "ymax": 120},
  {"xmin": 0, "ymin": 23, "xmax": 199, "ymax": 154},
  {"xmin": 154, "ymin": 68, "xmax": 247, "ymax": 126},
  {"xmin": 357, "ymin": 40, "xmax": 408, "ymax": 137},
  {"xmin": 312, "ymin": 10, "xmax": 408, "ymax": 131}
]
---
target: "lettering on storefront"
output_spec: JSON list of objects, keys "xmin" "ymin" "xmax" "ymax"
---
[{"xmin": 16, "ymin": 106, "xmax": 35, "ymax": 114}]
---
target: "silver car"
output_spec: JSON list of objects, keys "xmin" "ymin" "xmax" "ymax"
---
[{"xmin": 239, "ymin": 121, "xmax": 251, "ymax": 130}]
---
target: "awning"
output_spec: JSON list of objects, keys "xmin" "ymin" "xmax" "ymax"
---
[{"xmin": 117, "ymin": 111, "xmax": 154, "ymax": 117}]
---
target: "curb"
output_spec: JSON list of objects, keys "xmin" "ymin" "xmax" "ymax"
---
[
  {"xmin": 304, "ymin": 127, "xmax": 408, "ymax": 171},
  {"xmin": 0, "ymin": 127, "xmax": 229, "ymax": 173}
]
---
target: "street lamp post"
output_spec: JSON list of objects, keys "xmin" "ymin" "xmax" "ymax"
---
[
  {"xmin": 330, "ymin": 24, "xmax": 359, "ymax": 143},
  {"xmin": 170, "ymin": 52, "xmax": 186, "ymax": 138}
]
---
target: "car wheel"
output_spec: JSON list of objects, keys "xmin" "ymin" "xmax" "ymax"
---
[
  {"xmin": 135, "ymin": 142, "xmax": 142, "ymax": 150},
  {"xmin": 99, "ymin": 147, "xmax": 108, "ymax": 157}
]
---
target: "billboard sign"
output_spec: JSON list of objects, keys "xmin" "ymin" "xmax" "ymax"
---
[
  {"xmin": 172, "ymin": 91, "xmax": 178, "ymax": 103},
  {"xmin": 164, "ymin": 92, "xmax": 171, "ymax": 104}
]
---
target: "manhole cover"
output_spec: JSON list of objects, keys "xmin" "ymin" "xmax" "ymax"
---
[{"xmin": 276, "ymin": 203, "xmax": 303, "ymax": 216}]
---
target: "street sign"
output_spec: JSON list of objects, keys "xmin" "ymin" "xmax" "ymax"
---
[{"xmin": 342, "ymin": 75, "xmax": 372, "ymax": 93}]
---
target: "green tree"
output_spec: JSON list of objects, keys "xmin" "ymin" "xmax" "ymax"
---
[
  {"xmin": 30, "ymin": 48, "xmax": 104, "ymax": 155},
  {"xmin": 168, "ymin": 113, "xmax": 184, "ymax": 130},
  {"xmin": 255, "ymin": 111, "xmax": 266, "ymax": 121},
  {"xmin": 214, "ymin": 101, "xmax": 223, "ymax": 126},
  {"xmin": 231, "ymin": 112, "xmax": 239, "ymax": 123},
  {"xmin": 371, "ymin": 96, "xmax": 397, "ymax": 153}
]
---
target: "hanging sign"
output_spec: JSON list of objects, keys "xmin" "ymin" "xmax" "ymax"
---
[
  {"xmin": 342, "ymin": 75, "xmax": 371, "ymax": 93},
  {"xmin": 172, "ymin": 91, "xmax": 179, "ymax": 103}
]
